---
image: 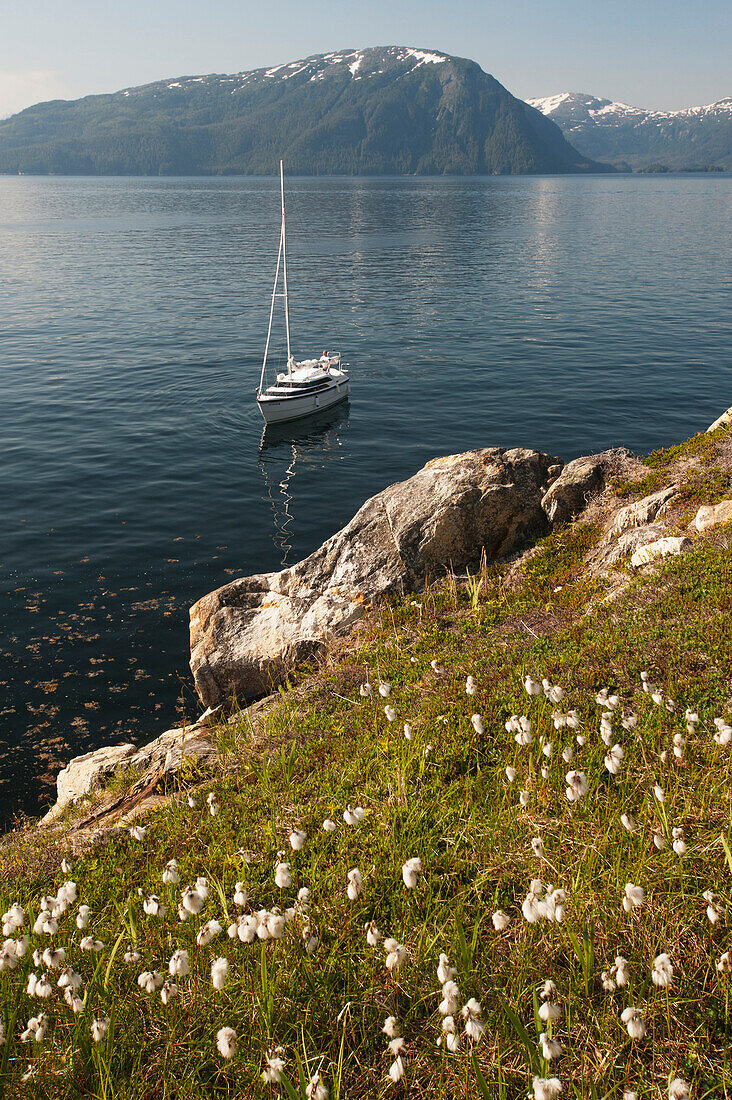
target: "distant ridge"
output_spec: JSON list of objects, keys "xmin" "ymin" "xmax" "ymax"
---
[
  {"xmin": 528, "ymin": 91, "xmax": 732, "ymax": 169},
  {"xmin": 0, "ymin": 47, "xmax": 606, "ymax": 176}
]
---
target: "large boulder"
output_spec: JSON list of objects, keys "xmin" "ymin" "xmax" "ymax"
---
[
  {"xmin": 190, "ymin": 447, "xmax": 561, "ymax": 707},
  {"xmin": 541, "ymin": 448, "xmax": 639, "ymax": 525},
  {"xmin": 695, "ymin": 500, "xmax": 732, "ymax": 533},
  {"xmin": 50, "ymin": 744, "xmax": 136, "ymax": 817}
]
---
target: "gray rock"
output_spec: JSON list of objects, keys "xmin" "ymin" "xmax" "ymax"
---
[
  {"xmin": 695, "ymin": 500, "xmax": 732, "ymax": 533},
  {"xmin": 190, "ymin": 447, "xmax": 561, "ymax": 707},
  {"xmin": 610, "ymin": 485, "xmax": 677, "ymax": 537},
  {"xmin": 592, "ymin": 523, "xmax": 670, "ymax": 568},
  {"xmin": 631, "ymin": 536, "xmax": 693, "ymax": 568},
  {"xmin": 49, "ymin": 744, "xmax": 136, "ymax": 818},
  {"xmin": 541, "ymin": 448, "xmax": 636, "ymax": 525},
  {"xmin": 708, "ymin": 407, "xmax": 732, "ymax": 432}
]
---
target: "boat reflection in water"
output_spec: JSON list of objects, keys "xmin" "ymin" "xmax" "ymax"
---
[{"xmin": 257, "ymin": 401, "xmax": 350, "ymax": 567}]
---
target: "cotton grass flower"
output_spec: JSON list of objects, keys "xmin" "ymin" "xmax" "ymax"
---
[
  {"xmin": 652, "ymin": 953, "xmax": 673, "ymax": 988},
  {"xmin": 384, "ymin": 705, "xmax": 396, "ymax": 722},
  {"xmin": 80, "ymin": 936, "xmax": 104, "ymax": 952},
  {"xmin": 717, "ymin": 951, "xmax": 731, "ymax": 973},
  {"xmin": 322, "ymin": 818, "xmax": 337, "ymax": 832},
  {"xmin": 160, "ymin": 980, "xmax": 177, "ymax": 1005},
  {"xmin": 461, "ymin": 997, "xmax": 485, "ymax": 1041},
  {"xmin": 491, "ymin": 909, "xmax": 510, "ymax": 930},
  {"xmin": 471, "ymin": 713, "xmax": 484, "ymax": 735},
  {"xmin": 505, "ymin": 766, "xmax": 517, "ymax": 783},
  {"xmin": 162, "ymin": 860, "xmax": 180, "ymax": 885},
  {"xmin": 620, "ymin": 813, "xmax": 637, "ymax": 833},
  {"xmin": 275, "ymin": 862, "xmax": 292, "ymax": 889},
  {"xmin": 137, "ymin": 970, "xmax": 164, "ymax": 994},
  {"xmin": 382, "ymin": 1015, "xmax": 400, "ymax": 1038},
  {"xmin": 91, "ymin": 1015, "xmax": 110, "ymax": 1042},
  {"xmin": 604, "ymin": 744, "xmax": 623, "ymax": 775},
  {"xmin": 620, "ymin": 1006, "xmax": 646, "ymax": 1039},
  {"xmin": 306, "ymin": 1072, "xmax": 329, "ymax": 1099},
  {"xmin": 703, "ymin": 890, "xmax": 723, "ymax": 924},
  {"xmin": 359, "ymin": 681, "xmax": 372, "ymax": 697},
  {"xmin": 438, "ymin": 1014, "xmax": 461, "ymax": 1052},
  {"xmin": 378, "ymin": 682, "xmax": 391, "ymax": 698},
  {"xmin": 466, "ymin": 675, "xmax": 477, "ymax": 695},
  {"xmin": 384, "ymin": 938, "xmax": 407, "ymax": 972},
  {"xmin": 654, "ymin": 784, "xmax": 665, "ymax": 803},
  {"xmin": 181, "ymin": 886, "xmax": 205, "ymax": 915},
  {"xmin": 211, "ymin": 956, "xmax": 229, "ymax": 990},
  {"xmin": 143, "ymin": 894, "xmax": 166, "ymax": 917},
  {"xmin": 565, "ymin": 770, "xmax": 589, "ymax": 803},
  {"xmin": 129, "ymin": 825, "xmax": 147, "ymax": 841},
  {"xmin": 439, "ymin": 979, "xmax": 460, "ymax": 1015},
  {"xmin": 216, "ymin": 1026, "xmax": 237, "ymax": 1059},
  {"xmin": 437, "ymin": 953, "xmax": 457, "ymax": 983},
  {"xmin": 404, "ymin": 723, "xmax": 412, "ymax": 740},
  {"xmin": 76, "ymin": 904, "xmax": 91, "ymax": 929},
  {"xmin": 531, "ymin": 836, "xmax": 545, "ymax": 859},
  {"xmin": 289, "ymin": 828, "xmax": 307, "ymax": 851},
  {"xmin": 623, "ymin": 883, "xmax": 645, "ymax": 912},
  {"xmin": 168, "ymin": 948, "xmax": 189, "ymax": 977},
  {"xmin": 388, "ymin": 1053, "xmax": 406, "ymax": 1083},
  {"xmin": 519, "ymin": 790, "xmax": 530, "ymax": 808},
  {"xmin": 365, "ymin": 920, "xmax": 381, "ymax": 947},
  {"xmin": 539, "ymin": 1032, "xmax": 562, "ymax": 1060},
  {"xmin": 401, "ymin": 856, "xmax": 422, "ymax": 888},
  {"xmin": 196, "ymin": 919, "xmax": 222, "ymax": 946},
  {"xmin": 124, "ymin": 948, "xmax": 141, "ymax": 964},
  {"xmin": 532, "ymin": 1077, "xmax": 563, "ymax": 1100},
  {"xmin": 262, "ymin": 1050, "xmax": 286, "ymax": 1084},
  {"xmin": 347, "ymin": 868, "xmax": 363, "ymax": 900},
  {"xmin": 668, "ymin": 1080, "xmax": 691, "ymax": 1100}
]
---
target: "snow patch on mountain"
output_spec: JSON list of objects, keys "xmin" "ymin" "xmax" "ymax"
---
[{"xmin": 528, "ymin": 91, "xmax": 732, "ymax": 129}]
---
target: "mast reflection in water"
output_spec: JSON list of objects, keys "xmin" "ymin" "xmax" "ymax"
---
[{"xmin": 257, "ymin": 403, "xmax": 351, "ymax": 567}]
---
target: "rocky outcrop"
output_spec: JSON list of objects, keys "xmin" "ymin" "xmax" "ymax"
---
[
  {"xmin": 190, "ymin": 448, "xmax": 561, "ymax": 707},
  {"xmin": 591, "ymin": 523, "xmax": 670, "ymax": 570},
  {"xmin": 541, "ymin": 448, "xmax": 640, "ymax": 525},
  {"xmin": 610, "ymin": 486, "xmax": 677, "ymax": 537},
  {"xmin": 708, "ymin": 408, "xmax": 732, "ymax": 432},
  {"xmin": 42, "ymin": 713, "xmax": 221, "ymax": 823},
  {"xmin": 631, "ymin": 536, "xmax": 692, "ymax": 568},
  {"xmin": 695, "ymin": 500, "xmax": 732, "ymax": 533}
]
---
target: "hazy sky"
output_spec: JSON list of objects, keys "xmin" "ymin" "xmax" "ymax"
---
[{"xmin": 1, "ymin": 0, "xmax": 729, "ymax": 117}]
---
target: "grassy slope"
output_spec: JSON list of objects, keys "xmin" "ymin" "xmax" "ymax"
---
[{"xmin": 1, "ymin": 432, "xmax": 732, "ymax": 1099}]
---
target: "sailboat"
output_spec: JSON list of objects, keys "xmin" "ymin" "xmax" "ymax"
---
[{"xmin": 256, "ymin": 162, "xmax": 350, "ymax": 424}]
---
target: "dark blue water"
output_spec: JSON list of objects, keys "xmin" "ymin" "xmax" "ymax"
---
[{"xmin": 1, "ymin": 174, "xmax": 730, "ymax": 823}]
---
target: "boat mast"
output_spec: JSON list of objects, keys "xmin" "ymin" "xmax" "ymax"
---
[{"xmin": 280, "ymin": 160, "xmax": 293, "ymax": 374}]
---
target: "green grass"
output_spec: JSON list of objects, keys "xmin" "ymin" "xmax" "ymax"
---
[
  {"xmin": 2, "ymin": 537, "xmax": 732, "ymax": 1099},
  {"xmin": 3, "ymin": 437, "xmax": 732, "ymax": 1099}
]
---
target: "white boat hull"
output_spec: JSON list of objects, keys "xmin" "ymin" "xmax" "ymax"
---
[{"xmin": 257, "ymin": 377, "xmax": 350, "ymax": 424}]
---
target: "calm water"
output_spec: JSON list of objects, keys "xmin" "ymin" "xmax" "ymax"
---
[{"xmin": 1, "ymin": 174, "xmax": 730, "ymax": 824}]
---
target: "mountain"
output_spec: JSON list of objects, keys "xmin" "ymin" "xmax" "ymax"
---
[
  {"xmin": 527, "ymin": 91, "xmax": 732, "ymax": 169},
  {"xmin": 0, "ymin": 47, "xmax": 605, "ymax": 176}
]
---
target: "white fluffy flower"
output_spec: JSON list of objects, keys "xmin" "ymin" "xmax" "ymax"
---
[
  {"xmin": 505, "ymin": 766, "xmax": 517, "ymax": 783},
  {"xmin": 531, "ymin": 836, "xmax": 545, "ymax": 859},
  {"xmin": 620, "ymin": 813, "xmax": 637, "ymax": 833},
  {"xmin": 651, "ymin": 953, "xmax": 673, "ymax": 988},
  {"xmin": 466, "ymin": 676, "xmax": 477, "ymax": 695},
  {"xmin": 289, "ymin": 828, "xmax": 307, "ymax": 851},
  {"xmin": 162, "ymin": 859, "xmax": 180, "ymax": 886},
  {"xmin": 565, "ymin": 770, "xmax": 589, "ymax": 803},
  {"xmin": 306, "ymin": 1072, "xmax": 329, "ymax": 1099},
  {"xmin": 532, "ymin": 1077, "xmax": 563, "ymax": 1100},
  {"xmin": 385, "ymin": 705, "xmax": 396, "ymax": 722},
  {"xmin": 91, "ymin": 1015, "xmax": 110, "ymax": 1042},
  {"xmin": 211, "ymin": 956, "xmax": 229, "ymax": 990},
  {"xmin": 275, "ymin": 862, "xmax": 292, "ymax": 889},
  {"xmin": 196, "ymin": 919, "xmax": 222, "ymax": 946},
  {"xmin": 129, "ymin": 825, "xmax": 147, "ymax": 841},
  {"xmin": 137, "ymin": 970, "xmax": 164, "ymax": 994},
  {"xmin": 262, "ymin": 1051, "xmax": 286, "ymax": 1084},
  {"xmin": 378, "ymin": 682, "xmax": 391, "ymax": 697},
  {"xmin": 76, "ymin": 905, "xmax": 91, "ymax": 929},
  {"xmin": 438, "ymin": 979, "xmax": 460, "ymax": 1015},
  {"xmin": 216, "ymin": 1026, "xmax": 237, "ymax": 1059},
  {"xmin": 168, "ymin": 948, "xmax": 189, "ymax": 977},
  {"xmin": 471, "ymin": 714, "xmax": 484, "ymax": 735},
  {"xmin": 461, "ymin": 997, "xmax": 485, "ymax": 1042},
  {"xmin": 143, "ymin": 895, "xmax": 166, "ymax": 917},
  {"xmin": 401, "ymin": 856, "xmax": 422, "ymax": 889},
  {"xmin": 384, "ymin": 938, "xmax": 406, "ymax": 972},
  {"xmin": 668, "ymin": 1080, "xmax": 690, "ymax": 1100},
  {"xmin": 347, "ymin": 868, "xmax": 363, "ymax": 901},
  {"xmin": 604, "ymin": 744, "xmax": 623, "ymax": 775},
  {"xmin": 539, "ymin": 1032, "xmax": 562, "ymax": 1060},
  {"xmin": 623, "ymin": 883, "xmax": 645, "ymax": 912},
  {"xmin": 359, "ymin": 681, "xmax": 372, "ymax": 697},
  {"xmin": 437, "ymin": 953, "xmax": 456, "ymax": 984},
  {"xmin": 703, "ymin": 890, "xmax": 723, "ymax": 924},
  {"xmin": 492, "ymin": 909, "xmax": 510, "ymax": 931},
  {"xmin": 365, "ymin": 920, "xmax": 381, "ymax": 947},
  {"xmin": 621, "ymin": 1006, "xmax": 646, "ymax": 1039},
  {"xmin": 382, "ymin": 1015, "xmax": 400, "ymax": 1038}
]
